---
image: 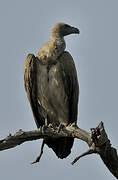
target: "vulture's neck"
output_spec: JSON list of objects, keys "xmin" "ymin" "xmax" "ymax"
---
[{"xmin": 37, "ymin": 33, "xmax": 66, "ymax": 62}]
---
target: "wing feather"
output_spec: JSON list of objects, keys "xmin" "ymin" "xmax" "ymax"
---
[
  {"xmin": 58, "ymin": 51, "xmax": 79, "ymax": 124},
  {"xmin": 24, "ymin": 54, "xmax": 45, "ymax": 127}
]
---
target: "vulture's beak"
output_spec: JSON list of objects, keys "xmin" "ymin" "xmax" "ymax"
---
[{"xmin": 71, "ymin": 27, "xmax": 80, "ymax": 34}]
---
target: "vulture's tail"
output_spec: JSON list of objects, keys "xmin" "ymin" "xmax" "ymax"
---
[{"xmin": 45, "ymin": 137, "xmax": 74, "ymax": 159}]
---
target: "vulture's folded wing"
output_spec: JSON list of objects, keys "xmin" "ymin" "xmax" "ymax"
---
[{"xmin": 24, "ymin": 54, "xmax": 45, "ymax": 127}]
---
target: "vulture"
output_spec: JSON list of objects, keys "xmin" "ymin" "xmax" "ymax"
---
[{"xmin": 24, "ymin": 23, "xmax": 79, "ymax": 160}]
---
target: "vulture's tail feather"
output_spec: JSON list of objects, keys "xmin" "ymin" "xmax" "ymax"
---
[{"xmin": 45, "ymin": 137, "xmax": 74, "ymax": 159}]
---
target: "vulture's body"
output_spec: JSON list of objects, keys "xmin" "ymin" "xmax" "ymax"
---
[{"xmin": 24, "ymin": 23, "xmax": 79, "ymax": 159}]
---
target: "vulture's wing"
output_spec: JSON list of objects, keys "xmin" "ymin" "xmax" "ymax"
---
[
  {"xmin": 24, "ymin": 54, "xmax": 46, "ymax": 127},
  {"xmin": 44, "ymin": 51, "xmax": 79, "ymax": 159},
  {"xmin": 58, "ymin": 51, "xmax": 79, "ymax": 124}
]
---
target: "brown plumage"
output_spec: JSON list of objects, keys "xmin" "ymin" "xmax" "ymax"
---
[{"xmin": 24, "ymin": 23, "xmax": 79, "ymax": 159}]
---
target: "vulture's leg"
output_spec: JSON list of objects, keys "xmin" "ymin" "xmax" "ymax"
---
[
  {"xmin": 45, "ymin": 117, "xmax": 48, "ymax": 126},
  {"xmin": 31, "ymin": 140, "xmax": 45, "ymax": 164}
]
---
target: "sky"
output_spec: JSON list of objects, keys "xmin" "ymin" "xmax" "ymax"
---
[{"xmin": 0, "ymin": 0, "xmax": 118, "ymax": 179}]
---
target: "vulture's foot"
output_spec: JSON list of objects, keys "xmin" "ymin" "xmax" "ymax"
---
[{"xmin": 58, "ymin": 124, "xmax": 66, "ymax": 133}]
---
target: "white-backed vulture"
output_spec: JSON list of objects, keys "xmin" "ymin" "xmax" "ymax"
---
[{"xmin": 24, "ymin": 23, "xmax": 79, "ymax": 159}]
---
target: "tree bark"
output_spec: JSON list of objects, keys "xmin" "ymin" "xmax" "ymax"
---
[{"xmin": 0, "ymin": 122, "xmax": 117, "ymax": 179}]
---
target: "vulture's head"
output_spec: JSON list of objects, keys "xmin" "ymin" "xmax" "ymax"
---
[{"xmin": 51, "ymin": 22, "xmax": 80, "ymax": 39}]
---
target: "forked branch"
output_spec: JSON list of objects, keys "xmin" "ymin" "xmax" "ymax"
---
[{"xmin": 0, "ymin": 122, "xmax": 117, "ymax": 179}]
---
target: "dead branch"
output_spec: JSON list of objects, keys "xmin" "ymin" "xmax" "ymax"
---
[{"xmin": 0, "ymin": 122, "xmax": 118, "ymax": 179}]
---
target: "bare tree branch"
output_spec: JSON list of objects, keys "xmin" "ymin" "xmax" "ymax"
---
[{"xmin": 0, "ymin": 123, "xmax": 118, "ymax": 179}]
